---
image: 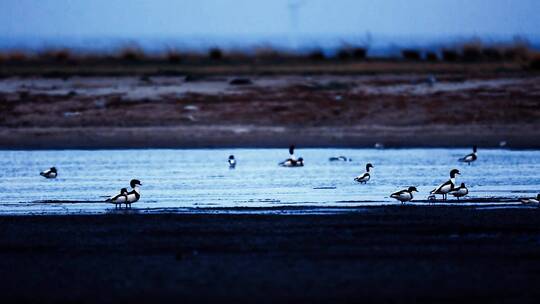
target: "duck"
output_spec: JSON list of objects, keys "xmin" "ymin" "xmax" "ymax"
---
[
  {"xmin": 430, "ymin": 169, "xmax": 460, "ymax": 200},
  {"xmin": 124, "ymin": 179, "xmax": 142, "ymax": 207},
  {"xmin": 450, "ymin": 183, "xmax": 469, "ymax": 200},
  {"xmin": 354, "ymin": 163, "xmax": 374, "ymax": 184},
  {"xmin": 105, "ymin": 188, "xmax": 129, "ymax": 208},
  {"xmin": 228, "ymin": 155, "xmax": 236, "ymax": 168},
  {"xmin": 520, "ymin": 194, "xmax": 540, "ymax": 205},
  {"xmin": 459, "ymin": 146, "xmax": 477, "ymax": 165},
  {"xmin": 279, "ymin": 145, "xmax": 304, "ymax": 167},
  {"xmin": 40, "ymin": 167, "xmax": 57, "ymax": 179},
  {"xmin": 390, "ymin": 186, "xmax": 418, "ymax": 204},
  {"xmin": 329, "ymin": 156, "xmax": 351, "ymax": 162}
]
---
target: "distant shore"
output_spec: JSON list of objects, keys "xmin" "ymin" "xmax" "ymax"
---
[
  {"xmin": 1, "ymin": 206, "xmax": 540, "ymax": 303},
  {"xmin": 0, "ymin": 124, "xmax": 538, "ymax": 149},
  {"xmin": 0, "ymin": 66, "xmax": 539, "ymax": 149}
]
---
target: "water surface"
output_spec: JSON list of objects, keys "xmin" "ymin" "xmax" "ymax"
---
[{"xmin": 0, "ymin": 148, "xmax": 538, "ymax": 215}]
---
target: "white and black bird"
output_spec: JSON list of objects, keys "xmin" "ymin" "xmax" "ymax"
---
[
  {"xmin": 228, "ymin": 155, "xmax": 236, "ymax": 168},
  {"xmin": 106, "ymin": 180, "xmax": 142, "ymax": 208},
  {"xmin": 459, "ymin": 145, "xmax": 477, "ymax": 165},
  {"xmin": 520, "ymin": 194, "xmax": 540, "ymax": 205},
  {"xmin": 450, "ymin": 182, "xmax": 469, "ymax": 200},
  {"xmin": 390, "ymin": 186, "xmax": 418, "ymax": 204},
  {"xmin": 279, "ymin": 145, "xmax": 304, "ymax": 167},
  {"xmin": 105, "ymin": 187, "xmax": 129, "ymax": 208},
  {"xmin": 124, "ymin": 179, "xmax": 142, "ymax": 207},
  {"xmin": 40, "ymin": 167, "xmax": 57, "ymax": 179},
  {"xmin": 354, "ymin": 163, "xmax": 374, "ymax": 184},
  {"xmin": 430, "ymin": 169, "xmax": 460, "ymax": 200},
  {"xmin": 329, "ymin": 156, "xmax": 351, "ymax": 162}
]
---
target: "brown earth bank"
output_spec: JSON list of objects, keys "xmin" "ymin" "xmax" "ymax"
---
[
  {"xmin": 0, "ymin": 70, "xmax": 539, "ymax": 148},
  {"xmin": 1, "ymin": 206, "xmax": 540, "ymax": 303}
]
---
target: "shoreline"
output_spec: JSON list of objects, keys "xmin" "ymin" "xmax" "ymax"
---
[
  {"xmin": 1, "ymin": 206, "xmax": 540, "ymax": 303},
  {"xmin": 1, "ymin": 124, "xmax": 539, "ymax": 149}
]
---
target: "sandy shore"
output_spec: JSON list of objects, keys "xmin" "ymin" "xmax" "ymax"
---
[
  {"xmin": 1, "ymin": 72, "xmax": 539, "ymax": 148},
  {"xmin": 1, "ymin": 206, "xmax": 540, "ymax": 303}
]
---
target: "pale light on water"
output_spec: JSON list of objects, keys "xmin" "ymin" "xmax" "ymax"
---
[{"xmin": 0, "ymin": 149, "xmax": 539, "ymax": 215}]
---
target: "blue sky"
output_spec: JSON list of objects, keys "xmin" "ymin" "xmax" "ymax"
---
[{"xmin": 1, "ymin": 0, "xmax": 539, "ymax": 38}]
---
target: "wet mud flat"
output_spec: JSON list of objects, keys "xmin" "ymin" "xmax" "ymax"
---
[
  {"xmin": 1, "ymin": 72, "xmax": 540, "ymax": 148},
  {"xmin": 1, "ymin": 206, "xmax": 540, "ymax": 303}
]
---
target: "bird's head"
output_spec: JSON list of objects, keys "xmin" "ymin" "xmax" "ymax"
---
[
  {"xmin": 408, "ymin": 186, "xmax": 418, "ymax": 193},
  {"xmin": 130, "ymin": 179, "xmax": 142, "ymax": 188}
]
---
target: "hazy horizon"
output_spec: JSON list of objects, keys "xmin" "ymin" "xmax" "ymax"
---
[{"xmin": 1, "ymin": 0, "xmax": 539, "ymax": 54}]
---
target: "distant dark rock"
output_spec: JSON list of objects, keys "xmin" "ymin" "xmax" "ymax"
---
[{"xmin": 229, "ymin": 78, "xmax": 253, "ymax": 85}]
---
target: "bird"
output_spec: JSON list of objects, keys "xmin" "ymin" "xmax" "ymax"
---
[
  {"xmin": 459, "ymin": 145, "xmax": 477, "ymax": 165},
  {"xmin": 450, "ymin": 183, "xmax": 469, "ymax": 200},
  {"xmin": 390, "ymin": 186, "xmax": 418, "ymax": 204},
  {"xmin": 354, "ymin": 163, "xmax": 374, "ymax": 184},
  {"xmin": 430, "ymin": 169, "xmax": 460, "ymax": 200},
  {"xmin": 228, "ymin": 155, "xmax": 236, "ymax": 168},
  {"xmin": 40, "ymin": 167, "xmax": 57, "ymax": 179},
  {"xmin": 105, "ymin": 188, "xmax": 129, "ymax": 208},
  {"xmin": 520, "ymin": 194, "xmax": 540, "ymax": 205},
  {"xmin": 124, "ymin": 179, "xmax": 142, "ymax": 207},
  {"xmin": 279, "ymin": 145, "xmax": 304, "ymax": 167},
  {"xmin": 329, "ymin": 156, "xmax": 351, "ymax": 162}
]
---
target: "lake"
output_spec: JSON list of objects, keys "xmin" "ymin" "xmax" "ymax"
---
[{"xmin": 0, "ymin": 148, "xmax": 538, "ymax": 215}]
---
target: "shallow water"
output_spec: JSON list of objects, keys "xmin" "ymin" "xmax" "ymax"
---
[{"xmin": 0, "ymin": 148, "xmax": 538, "ymax": 215}]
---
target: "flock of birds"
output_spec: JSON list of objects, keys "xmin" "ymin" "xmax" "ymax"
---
[{"xmin": 37, "ymin": 144, "xmax": 539, "ymax": 208}]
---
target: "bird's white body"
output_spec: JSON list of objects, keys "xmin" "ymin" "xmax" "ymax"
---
[
  {"xmin": 432, "ymin": 177, "xmax": 455, "ymax": 195},
  {"xmin": 391, "ymin": 191, "xmax": 413, "ymax": 202},
  {"xmin": 126, "ymin": 186, "xmax": 141, "ymax": 203},
  {"xmin": 354, "ymin": 173, "xmax": 370, "ymax": 183},
  {"xmin": 40, "ymin": 169, "xmax": 57, "ymax": 179}
]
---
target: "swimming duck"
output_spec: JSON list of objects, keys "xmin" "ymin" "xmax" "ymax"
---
[
  {"xmin": 279, "ymin": 145, "xmax": 304, "ymax": 167},
  {"xmin": 40, "ymin": 167, "xmax": 57, "ymax": 179},
  {"xmin": 430, "ymin": 169, "xmax": 460, "ymax": 200},
  {"xmin": 450, "ymin": 183, "xmax": 469, "ymax": 200},
  {"xmin": 390, "ymin": 186, "xmax": 418, "ymax": 204},
  {"xmin": 520, "ymin": 194, "xmax": 540, "ymax": 205},
  {"xmin": 459, "ymin": 146, "xmax": 477, "ymax": 165},
  {"xmin": 106, "ymin": 188, "xmax": 129, "ymax": 208},
  {"xmin": 228, "ymin": 155, "xmax": 236, "ymax": 168},
  {"xmin": 329, "ymin": 156, "xmax": 351, "ymax": 162},
  {"xmin": 354, "ymin": 163, "xmax": 373, "ymax": 184}
]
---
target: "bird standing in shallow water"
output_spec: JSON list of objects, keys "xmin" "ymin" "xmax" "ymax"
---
[
  {"xmin": 106, "ymin": 179, "xmax": 142, "ymax": 208},
  {"xmin": 459, "ymin": 146, "xmax": 478, "ymax": 165},
  {"xmin": 228, "ymin": 155, "xmax": 236, "ymax": 169},
  {"xmin": 124, "ymin": 179, "xmax": 142, "ymax": 208},
  {"xmin": 106, "ymin": 188, "xmax": 129, "ymax": 208},
  {"xmin": 354, "ymin": 163, "xmax": 373, "ymax": 184},
  {"xmin": 450, "ymin": 183, "xmax": 469, "ymax": 200},
  {"xmin": 390, "ymin": 186, "xmax": 418, "ymax": 204},
  {"xmin": 430, "ymin": 169, "xmax": 460, "ymax": 200},
  {"xmin": 279, "ymin": 145, "xmax": 304, "ymax": 167},
  {"xmin": 40, "ymin": 167, "xmax": 57, "ymax": 179}
]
